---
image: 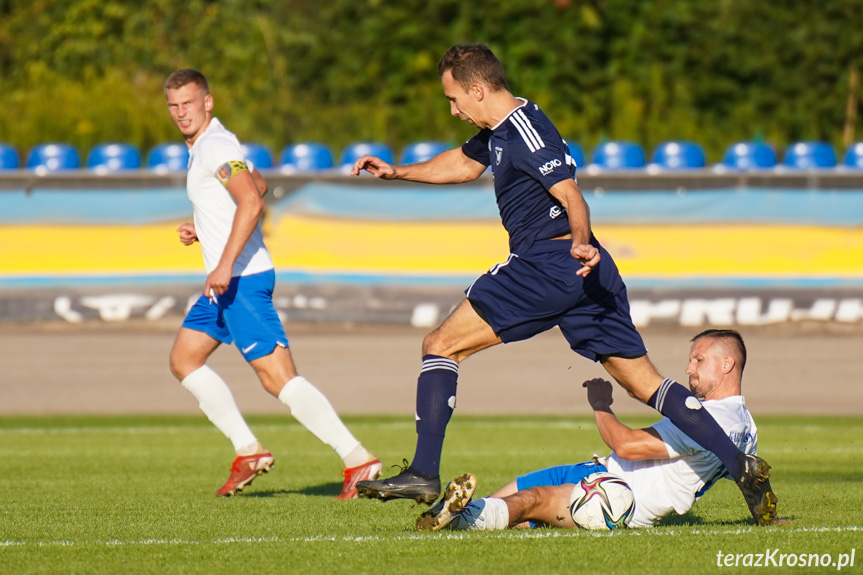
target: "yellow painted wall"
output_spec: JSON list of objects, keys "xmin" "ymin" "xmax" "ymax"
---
[{"xmin": 3, "ymin": 214, "xmax": 862, "ymax": 280}]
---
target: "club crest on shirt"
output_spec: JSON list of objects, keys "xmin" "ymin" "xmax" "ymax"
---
[{"xmin": 495, "ymin": 146, "xmax": 503, "ymax": 165}]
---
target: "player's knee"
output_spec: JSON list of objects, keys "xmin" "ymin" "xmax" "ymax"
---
[
  {"xmin": 169, "ymin": 350, "xmax": 199, "ymax": 381},
  {"xmin": 421, "ymin": 330, "xmax": 445, "ymax": 357}
]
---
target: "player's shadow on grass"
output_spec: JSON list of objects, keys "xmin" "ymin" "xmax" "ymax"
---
[
  {"xmin": 657, "ymin": 513, "xmax": 762, "ymax": 527},
  {"xmin": 244, "ymin": 482, "xmax": 343, "ymax": 498}
]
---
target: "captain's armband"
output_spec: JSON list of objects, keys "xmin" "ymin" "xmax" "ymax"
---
[{"xmin": 215, "ymin": 161, "xmax": 249, "ymax": 185}]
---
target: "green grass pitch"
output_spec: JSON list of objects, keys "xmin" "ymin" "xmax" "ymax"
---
[{"xmin": 1, "ymin": 414, "xmax": 860, "ymax": 574}]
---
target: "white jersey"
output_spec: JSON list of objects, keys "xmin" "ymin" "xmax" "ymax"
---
[
  {"xmin": 605, "ymin": 395, "xmax": 757, "ymax": 528},
  {"xmin": 185, "ymin": 117, "xmax": 274, "ymax": 277}
]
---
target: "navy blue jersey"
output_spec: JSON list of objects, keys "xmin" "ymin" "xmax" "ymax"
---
[{"xmin": 462, "ymin": 99, "xmax": 578, "ymax": 254}]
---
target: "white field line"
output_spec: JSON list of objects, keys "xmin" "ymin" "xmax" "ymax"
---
[{"xmin": 2, "ymin": 525, "xmax": 860, "ymax": 549}]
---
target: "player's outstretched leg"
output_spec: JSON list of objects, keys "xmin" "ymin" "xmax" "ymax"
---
[
  {"xmin": 417, "ymin": 473, "xmax": 477, "ymax": 531},
  {"xmin": 734, "ymin": 453, "xmax": 779, "ymax": 526}
]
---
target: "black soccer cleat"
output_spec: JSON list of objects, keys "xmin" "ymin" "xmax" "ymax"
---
[
  {"xmin": 734, "ymin": 453, "xmax": 779, "ymax": 526},
  {"xmin": 356, "ymin": 461, "xmax": 441, "ymax": 504}
]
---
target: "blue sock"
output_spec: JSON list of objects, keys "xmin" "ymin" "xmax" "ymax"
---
[
  {"xmin": 648, "ymin": 378, "xmax": 741, "ymax": 477},
  {"xmin": 410, "ymin": 355, "xmax": 458, "ymax": 478}
]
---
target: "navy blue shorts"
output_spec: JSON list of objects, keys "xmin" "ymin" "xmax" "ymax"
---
[
  {"xmin": 182, "ymin": 269, "xmax": 288, "ymax": 362},
  {"xmin": 465, "ymin": 238, "xmax": 647, "ymax": 361}
]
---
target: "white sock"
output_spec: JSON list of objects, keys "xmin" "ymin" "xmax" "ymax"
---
[
  {"xmin": 181, "ymin": 365, "xmax": 258, "ymax": 453},
  {"xmin": 452, "ymin": 498, "xmax": 510, "ymax": 531},
  {"xmin": 278, "ymin": 376, "xmax": 364, "ymax": 464}
]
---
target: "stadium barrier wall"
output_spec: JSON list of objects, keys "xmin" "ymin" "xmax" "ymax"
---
[{"xmin": 1, "ymin": 171, "xmax": 862, "ymax": 326}]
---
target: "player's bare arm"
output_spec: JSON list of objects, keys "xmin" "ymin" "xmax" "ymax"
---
[
  {"xmin": 583, "ymin": 378, "xmax": 668, "ymax": 460},
  {"xmin": 251, "ymin": 167, "xmax": 268, "ymax": 197},
  {"xmin": 351, "ymin": 147, "xmax": 486, "ymax": 184},
  {"xmin": 204, "ymin": 162, "xmax": 264, "ymax": 297},
  {"xmin": 177, "ymin": 222, "xmax": 198, "ymax": 245},
  {"xmin": 548, "ymin": 179, "xmax": 599, "ymax": 276}
]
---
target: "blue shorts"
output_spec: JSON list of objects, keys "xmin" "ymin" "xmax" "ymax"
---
[
  {"xmin": 182, "ymin": 269, "xmax": 288, "ymax": 362},
  {"xmin": 516, "ymin": 461, "xmax": 608, "ymax": 491},
  {"xmin": 465, "ymin": 237, "xmax": 647, "ymax": 361}
]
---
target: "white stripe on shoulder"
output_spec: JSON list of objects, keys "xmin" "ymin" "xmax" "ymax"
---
[
  {"xmin": 509, "ymin": 115, "xmax": 540, "ymax": 152},
  {"xmin": 516, "ymin": 110, "xmax": 544, "ymax": 149},
  {"xmin": 509, "ymin": 111, "xmax": 545, "ymax": 153}
]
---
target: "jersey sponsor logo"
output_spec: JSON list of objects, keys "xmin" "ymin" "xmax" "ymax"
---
[
  {"xmin": 538, "ymin": 158, "xmax": 562, "ymax": 176},
  {"xmin": 215, "ymin": 160, "xmax": 249, "ymax": 185},
  {"xmin": 494, "ymin": 146, "xmax": 503, "ymax": 165},
  {"xmin": 549, "ymin": 206, "xmax": 562, "ymax": 219}
]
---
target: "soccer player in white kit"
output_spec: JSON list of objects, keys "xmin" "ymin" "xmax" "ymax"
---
[
  {"xmin": 419, "ymin": 330, "xmax": 771, "ymax": 530},
  {"xmin": 164, "ymin": 69, "xmax": 381, "ymax": 498}
]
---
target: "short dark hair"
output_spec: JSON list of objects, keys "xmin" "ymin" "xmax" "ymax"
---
[
  {"xmin": 692, "ymin": 329, "xmax": 747, "ymax": 372},
  {"xmin": 165, "ymin": 68, "xmax": 209, "ymax": 93},
  {"xmin": 438, "ymin": 43, "xmax": 509, "ymax": 92}
]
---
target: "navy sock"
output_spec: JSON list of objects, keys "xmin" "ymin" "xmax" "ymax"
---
[
  {"xmin": 410, "ymin": 355, "xmax": 458, "ymax": 478},
  {"xmin": 648, "ymin": 378, "xmax": 741, "ymax": 477}
]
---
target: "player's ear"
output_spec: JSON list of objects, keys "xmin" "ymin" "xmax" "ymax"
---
[
  {"xmin": 204, "ymin": 94, "xmax": 213, "ymax": 111},
  {"xmin": 722, "ymin": 355, "xmax": 735, "ymax": 375},
  {"xmin": 471, "ymin": 83, "xmax": 484, "ymax": 101}
]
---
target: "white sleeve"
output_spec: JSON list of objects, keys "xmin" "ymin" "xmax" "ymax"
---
[
  {"xmin": 199, "ymin": 136, "xmax": 246, "ymax": 177},
  {"xmin": 653, "ymin": 418, "xmax": 703, "ymax": 459}
]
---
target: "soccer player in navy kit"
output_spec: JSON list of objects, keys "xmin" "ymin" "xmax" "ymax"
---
[{"xmin": 350, "ymin": 44, "xmax": 778, "ymax": 525}]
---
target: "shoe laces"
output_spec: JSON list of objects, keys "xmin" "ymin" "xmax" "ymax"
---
[{"xmin": 390, "ymin": 458, "xmax": 411, "ymax": 474}]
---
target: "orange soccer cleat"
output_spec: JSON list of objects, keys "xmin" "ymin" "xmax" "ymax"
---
[
  {"xmin": 216, "ymin": 452, "xmax": 275, "ymax": 497},
  {"xmin": 336, "ymin": 459, "xmax": 383, "ymax": 499}
]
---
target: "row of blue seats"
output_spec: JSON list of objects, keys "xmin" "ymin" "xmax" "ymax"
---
[{"xmin": 3, "ymin": 140, "xmax": 863, "ymax": 173}]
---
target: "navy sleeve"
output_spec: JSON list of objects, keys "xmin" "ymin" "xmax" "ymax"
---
[
  {"xmin": 509, "ymin": 126, "xmax": 574, "ymax": 191},
  {"xmin": 461, "ymin": 129, "xmax": 492, "ymax": 166}
]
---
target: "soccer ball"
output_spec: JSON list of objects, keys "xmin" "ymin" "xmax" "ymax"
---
[{"xmin": 569, "ymin": 472, "xmax": 635, "ymax": 530}]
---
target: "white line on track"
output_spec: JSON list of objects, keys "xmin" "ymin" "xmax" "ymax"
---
[{"xmin": 2, "ymin": 525, "xmax": 860, "ymax": 548}]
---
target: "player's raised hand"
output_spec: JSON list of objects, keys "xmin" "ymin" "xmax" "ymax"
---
[
  {"xmin": 351, "ymin": 155, "xmax": 396, "ymax": 179},
  {"xmin": 571, "ymin": 243, "xmax": 600, "ymax": 277},
  {"xmin": 177, "ymin": 223, "xmax": 198, "ymax": 245},
  {"xmin": 583, "ymin": 378, "xmax": 614, "ymax": 410}
]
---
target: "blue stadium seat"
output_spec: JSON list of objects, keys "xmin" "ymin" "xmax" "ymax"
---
[
  {"xmin": 722, "ymin": 142, "xmax": 777, "ymax": 170},
  {"xmin": 146, "ymin": 143, "xmax": 190, "ymax": 172},
  {"xmin": 279, "ymin": 143, "xmax": 334, "ymax": 172},
  {"xmin": 0, "ymin": 144, "xmax": 19, "ymax": 169},
  {"xmin": 241, "ymin": 143, "xmax": 273, "ymax": 170},
  {"xmin": 566, "ymin": 141, "xmax": 585, "ymax": 168},
  {"xmin": 651, "ymin": 141, "xmax": 706, "ymax": 169},
  {"xmin": 86, "ymin": 143, "xmax": 142, "ymax": 172},
  {"xmin": 590, "ymin": 141, "xmax": 645, "ymax": 169},
  {"xmin": 26, "ymin": 143, "xmax": 80, "ymax": 172},
  {"xmin": 400, "ymin": 141, "xmax": 450, "ymax": 165},
  {"xmin": 339, "ymin": 142, "xmax": 394, "ymax": 166},
  {"xmin": 843, "ymin": 142, "xmax": 863, "ymax": 169},
  {"xmin": 783, "ymin": 141, "xmax": 837, "ymax": 169}
]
